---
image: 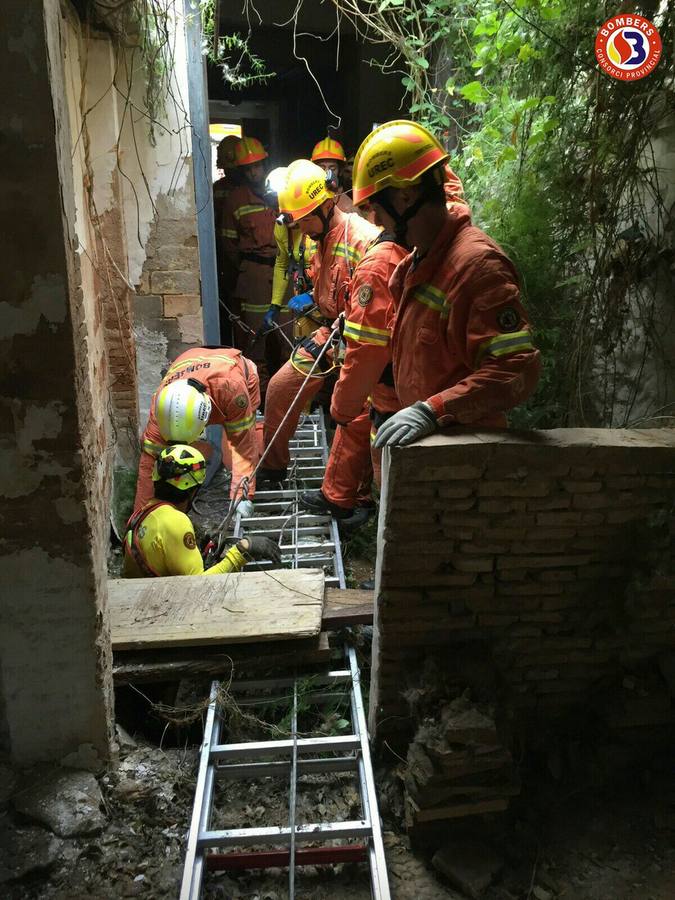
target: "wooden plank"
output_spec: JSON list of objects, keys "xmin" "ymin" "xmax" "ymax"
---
[
  {"xmin": 113, "ymin": 633, "xmax": 335, "ymax": 685},
  {"xmin": 323, "ymin": 588, "xmax": 373, "ymax": 628},
  {"xmin": 108, "ymin": 570, "xmax": 325, "ymax": 650}
]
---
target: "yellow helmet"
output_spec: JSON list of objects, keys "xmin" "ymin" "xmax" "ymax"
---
[
  {"xmin": 155, "ymin": 380, "xmax": 212, "ymax": 443},
  {"xmin": 265, "ymin": 166, "xmax": 288, "ymax": 197},
  {"xmin": 351, "ymin": 120, "xmax": 449, "ymax": 206},
  {"xmin": 311, "ymin": 137, "xmax": 346, "ymax": 163},
  {"xmin": 234, "ymin": 136, "xmax": 268, "ymax": 167},
  {"xmin": 152, "ymin": 445, "xmax": 206, "ymax": 491},
  {"xmin": 277, "ymin": 159, "xmax": 335, "ymax": 224}
]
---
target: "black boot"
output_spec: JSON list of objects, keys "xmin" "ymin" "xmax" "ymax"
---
[
  {"xmin": 300, "ymin": 490, "xmax": 355, "ymax": 520},
  {"xmin": 257, "ymin": 467, "xmax": 287, "ymax": 486}
]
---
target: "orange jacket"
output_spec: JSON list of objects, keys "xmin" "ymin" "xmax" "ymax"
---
[
  {"xmin": 311, "ymin": 208, "xmax": 380, "ymax": 322},
  {"xmin": 221, "ymin": 184, "xmax": 277, "ymax": 258},
  {"xmin": 331, "ymin": 236, "xmax": 407, "ymax": 423},
  {"xmin": 389, "ymin": 207, "xmax": 541, "ymax": 427},
  {"xmin": 142, "ymin": 348, "xmax": 260, "ymax": 499}
]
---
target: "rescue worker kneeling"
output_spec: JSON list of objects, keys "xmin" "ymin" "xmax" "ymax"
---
[{"xmin": 124, "ymin": 445, "xmax": 280, "ymax": 578}]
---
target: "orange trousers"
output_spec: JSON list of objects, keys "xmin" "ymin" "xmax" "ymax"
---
[{"xmin": 322, "ymin": 408, "xmax": 374, "ymax": 509}]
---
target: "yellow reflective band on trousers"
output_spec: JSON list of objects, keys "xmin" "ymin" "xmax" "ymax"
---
[
  {"xmin": 412, "ymin": 283, "xmax": 449, "ymax": 318},
  {"xmin": 234, "ymin": 204, "xmax": 268, "ymax": 220},
  {"xmin": 476, "ymin": 330, "xmax": 535, "ymax": 365},
  {"xmin": 289, "ymin": 349, "xmax": 315, "ymax": 375},
  {"xmin": 221, "ymin": 228, "xmax": 237, "ymax": 239},
  {"xmin": 224, "ymin": 412, "xmax": 256, "ymax": 435},
  {"xmin": 343, "ymin": 319, "xmax": 390, "ymax": 347},
  {"xmin": 241, "ymin": 301, "xmax": 271, "ymax": 313}
]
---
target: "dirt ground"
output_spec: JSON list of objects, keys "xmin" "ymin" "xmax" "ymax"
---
[{"xmin": 4, "ymin": 683, "xmax": 675, "ymax": 900}]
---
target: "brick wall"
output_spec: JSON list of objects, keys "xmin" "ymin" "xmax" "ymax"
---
[
  {"xmin": 371, "ymin": 429, "xmax": 675, "ymax": 743},
  {"xmin": 135, "ymin": 187, "xmax": 203, "ymax": 363}
]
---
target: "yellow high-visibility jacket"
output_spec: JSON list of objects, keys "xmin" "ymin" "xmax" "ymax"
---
[
  {"xmin": 123, "ymin": 501, "xmax": 246, "ymax": 578},
  {"xmin": 271, "ymin": 222, "xmax": 316, "ymax": 308}
]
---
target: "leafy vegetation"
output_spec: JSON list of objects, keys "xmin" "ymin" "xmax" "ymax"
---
[
  {"xmin": 200, "ymin": 0, "xmax": 276, "ymax": 89},
  {"xmin": 335, "ymin": 0, "xmax": 674, "ymax": 427}
]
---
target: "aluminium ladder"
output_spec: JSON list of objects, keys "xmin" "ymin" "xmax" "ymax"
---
[
  {"xmin": 179, "ymin": 646, "xmax": 390, "ymax": 899},
  {"xmin": 179, "ymin": 409, "xmax": 389, "ymax": 898},
  {"xmin": 234, "ymin": 410, "xmax": 345, "ymax": 588}
]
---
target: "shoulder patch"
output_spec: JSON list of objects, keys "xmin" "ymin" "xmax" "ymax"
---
[
  {"xmin": 183, "ymin": 532, "xmax": 197, "ymax": 550},
  {"xmin": 497, "ymin": 307, "xmax": 521, "ymax": 333},
  {"xmin": 234, "ymin": 393, "xmax": 248, "ymax": 409},
  {"xmin": 358, "ymin": 285, "xmax": 374, "ymax": 307}
]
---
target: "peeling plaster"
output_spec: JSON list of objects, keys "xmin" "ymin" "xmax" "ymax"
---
[
  {"xmin": 0, "ymin": 273, "xmax": 67, "ymax": 334},
  {"xmin": 55, "ymin": 496, "xmax": 85, "ymax": 524},
  {"xmin": 0, "ymin": 447, "xmax": 73, "ymax": 499},
  {"xmin": 15, "ymin": 401, "xmax": 66, "ymax": 453},
  {"xmin": 7, "ymin": 13, "xmax": 39, "ymax": 74}
]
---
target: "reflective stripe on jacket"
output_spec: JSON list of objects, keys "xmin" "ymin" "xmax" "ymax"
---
[
  {"xmin": 311, "ymin": 211, "xmax": 380, "ymax": 322},
  {"xmin": 222, "ymin": 184, "xmax": 276, "ymax": 256},
  {"xmin": 389, "ymin": 207, "xmax": 541, "ymax": 427},
  {"xmin": 141, "ymin": 347, "xmax": 260, "ymax": 500},
  {"xmin": 331, "ymin": 237, "xmax": 407, "ymax": 423}
]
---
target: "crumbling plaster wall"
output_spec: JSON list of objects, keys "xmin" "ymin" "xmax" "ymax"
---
[
  {"xmin": 0, "ymin": 0, "xmax": 114, "ymax": 763},
  {"xmin": 371, "ymin": 429, "xmax": 675, "ymax": 747},
  {"xmin": 61, "ymin": 2, "xmax": 203, "ymax": 449}
]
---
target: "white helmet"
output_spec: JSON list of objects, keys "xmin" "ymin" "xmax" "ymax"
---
[{"xmin": 155, "ymin": 380, "xmax": 212, "ymax": 443}]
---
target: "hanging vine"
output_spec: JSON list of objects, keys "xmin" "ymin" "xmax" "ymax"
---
[{"xmin": 330, "ymin": 0, "xmax": 675, "ymax": 428}]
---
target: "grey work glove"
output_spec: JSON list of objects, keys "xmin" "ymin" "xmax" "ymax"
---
[
  {"xmin": 237, "ymin": 536, "xmax": 282, "ymax": 565},
  {"xmin": 237, "ymin": 499, "xmax": 255, "ymax": 519},
  {"xmin": 373, "ymin": 401, "xmax": 438, "ymax": 448}
]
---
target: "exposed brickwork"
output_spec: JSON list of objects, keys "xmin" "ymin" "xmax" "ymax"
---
[
  {"xmin": 135, "ymin": 188, "xmax": 203, "ymax": 364},
  {"xmin": 371, "ymin": 429, "xmax": 675, "ymax": 742}
]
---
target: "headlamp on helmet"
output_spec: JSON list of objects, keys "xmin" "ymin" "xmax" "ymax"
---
[{"xmin": 277, "ymin": 159, "xmax": 335, "ymax": 224}]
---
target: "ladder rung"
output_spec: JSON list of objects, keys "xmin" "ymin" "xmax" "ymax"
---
[
  {"xmin": 216, "ymin": 755, "xmax": 359, "ymax": 779},
  {"xmin": 240, "ymin": 515, "xmax": 330, "ymax": 527},
  {"xmin": 211, "ymin": 734, "xmax": 359, "ymax": 760},
  {"xmin": 231, "ymin": 670, "xmax": 351, "ymax": 691},
  {"xmin": 198, "ymin": 819, "xmax": 372, "ymax": 848}
]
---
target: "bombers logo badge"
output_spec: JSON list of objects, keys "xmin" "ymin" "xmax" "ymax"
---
[
  {"xmin": 358, "ymin": 285, "xmax": 374, "ymax": 307},
  {"xmin": 234, "ymin": 394, "xmax": 248, "ymax": 409},
  {"xmin": 183, "ymin": 532, "xmax": 197, "ymax": 550},
  {"xmin": 497, "ymin": 307, "xmax": 520, "ymax": 332}
]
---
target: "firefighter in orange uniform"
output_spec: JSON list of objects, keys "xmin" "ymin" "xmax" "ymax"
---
[
  {"xmin": 311, "ymin": 137, "xmax": 355, "ymax": 213},
  {"xmin": 260, "ymin": 159, "xmax": 380, "ymax": 480},
  {"xmin": 221, "ymin": 137, "xmax": 277, "ymax": 391},
  {"xmin": 299, "ymin": 163, "xmax": 471, "ymax": 517},
  {"xmin": 348, "ymin": 120, "xmax": 540, "ymax": 448},
  {"xmin": 133, "ymin": 348, "xmax": 260, "ymax": 515},
  {"xmin": 299, "ymin": 230, "xmax": 407, "ymax": 517}
]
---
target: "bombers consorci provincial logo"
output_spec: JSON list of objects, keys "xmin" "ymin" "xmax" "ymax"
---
[{"xmin": 595, "ymin": 14, "xmax": 661, "ymax": 81}]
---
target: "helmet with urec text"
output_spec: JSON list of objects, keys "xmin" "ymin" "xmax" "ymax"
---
[
  {"xmin": 276, "ymin": 159, "xmax": 335, "ymax": 225},
  {"xmin": 351, "ymin": 120, "xmax": 449, "ymax": 206}
]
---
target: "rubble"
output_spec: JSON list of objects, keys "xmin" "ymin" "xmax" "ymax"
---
[
  {"xmin": 431, "ymin": 839, "xmax": 504, "ymax": 899},
  {"xmin": 12, "ymin": 768, "xmax": 106, "ymax": 838},
  {"xmin": 0, "ymin": 820, "xmax": 63, "ymax": 884},
  {"xmin": 404, "ymin": 694, "xmax": 520, "ymax": 827}
]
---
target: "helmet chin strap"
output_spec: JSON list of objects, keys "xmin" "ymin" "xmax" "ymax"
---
[
  {"xmin": 374, "ymin": 189, "xmax": 430, "ymax": 248},
  {"xmin": 312, "ymin": 200, "xmax": 335, "ymax": 241}
]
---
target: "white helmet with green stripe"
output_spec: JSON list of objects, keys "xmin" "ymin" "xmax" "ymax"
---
[{"xmin": 156, "ymin": 380, "xmax": 212, "ymax": 443}]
